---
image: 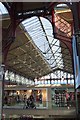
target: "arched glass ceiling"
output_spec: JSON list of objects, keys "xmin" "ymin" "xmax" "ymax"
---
[
  {"xmin": 22, "ymin": 16, "xmax": 64, "ymax": 69},
  {"xmin": 0, "ymin": 2, "xmax": 8, "ymax": 15}
]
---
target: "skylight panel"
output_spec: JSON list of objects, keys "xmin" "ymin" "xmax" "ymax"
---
[
  {"xmin": 56, "ymin": 4, "xmax": 68, "ymax": 8},
  {"xmin": 22, "ymin": 16, "xmax": 64, "ymax": 70},
  {"xmin": 0, "ymin": 2, "xmax": 8, "ymax": 15},
  {"xmin": 52, "ymin": 46, "xmax": 59, "ymax": 54}
]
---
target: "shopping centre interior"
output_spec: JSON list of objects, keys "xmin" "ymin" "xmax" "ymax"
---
[{"xmin": 0, "ymin": 1, "xmax": 80, "ymax": 120}]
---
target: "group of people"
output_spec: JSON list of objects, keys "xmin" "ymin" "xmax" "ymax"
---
[
  {"xmin": 4, "ymin": 92, "xmax": 36, "ymax": 109},
  {"xmin": 23, "ymin": 94, "xmax": 36, "ymax": 109}
]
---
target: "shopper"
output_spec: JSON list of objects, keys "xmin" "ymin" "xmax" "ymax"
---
[{"xmin": 23, "ymin": 95, "xmax": 27, "ymax": 109}]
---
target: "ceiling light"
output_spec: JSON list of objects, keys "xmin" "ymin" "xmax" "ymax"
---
[
  {"xmin": 23, "ymin": 61, "xmax": 26, "ymax": 64},
  {"xmin": 20, "ymin": 66, "xmax": 22, "ymax": 68},
  {"xmin": 13, "ymin": 61, "xmax": 15, "ymax": 64}
]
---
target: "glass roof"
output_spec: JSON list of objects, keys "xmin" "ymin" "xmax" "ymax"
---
[
  {"xmin": 55, "ymin": 15, "xmax": 71, "ymax": 37},
  {"xmin": 22, "ymin": 16, "xmax": 64, "ymax": 70},
  {"xmin": 54, "ymin": 4, "xmax": 72, "ymax": 37},
  {"xmin": 34, "ymin": 70, "xmax": 74, "ymax": 86},
  {"xmin": 5, "ymin": 70, "xmax": 74, "ymax": 86},
  {"xmin": 5, "ymin": 70, "xmax": 34, "ymax": 86},
  {"xmin": 1, "ymin": 2, "xmax": 74, "ymax": 85}
]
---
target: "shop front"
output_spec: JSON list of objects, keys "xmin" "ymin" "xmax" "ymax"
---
[
  {"xmin": 4, "ymin": 88, "xmax": 48, "ymax": 109},
  {"xmin": 51, "ymin": 87, "xmax": 75, "ymax": 108}
]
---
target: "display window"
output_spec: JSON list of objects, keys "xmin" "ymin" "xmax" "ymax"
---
[
  {"xmin": 51, "ymin": 88, "xmax": 75, "ymax": 108},
  {"xmin": 4, "ymin": 88, "xmax": 47, "ymax": 108}
]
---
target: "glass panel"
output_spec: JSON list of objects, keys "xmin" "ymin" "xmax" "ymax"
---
[
  {"xmin": 0, "ymin": 2, "xmax": 8, "ymax": 15},
  {"xmin": 22, "ymin": 16, "xmax": 64, "ymax": 70},
  {"xmin": 5, "ymin": 70, "xmax": 9, "ymax": 80}
]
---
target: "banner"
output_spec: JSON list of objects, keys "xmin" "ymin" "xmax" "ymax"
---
[{"xmin": 72, "ymin": 36, "xmax": 80, "ymax": 88}]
